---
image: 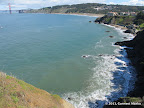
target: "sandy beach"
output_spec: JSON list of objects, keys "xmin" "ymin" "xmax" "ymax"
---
[
  {"xmin": 51, "ymin": 13, "xmax": 105, "ymax": 17},
  {"xmin": 110, "ymin": 24, "xmax": 128, "ymax": 30}
]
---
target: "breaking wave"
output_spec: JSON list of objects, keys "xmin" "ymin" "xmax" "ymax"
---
[{"xmin": 62, "ymin": 25, "xmax": 136, "ymax": 108}]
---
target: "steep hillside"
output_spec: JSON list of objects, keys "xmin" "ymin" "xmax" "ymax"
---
[
  {"xmin": 0, "ymin": 72, "xmax": 74, "ymax": 108},
  {"xmin": 95, "ymin": 12, "xmax": 144, "ymax": 35},
  {"xmin": 112, "ymin": 30, "xmax": 144, "ymax": 107},
  {"xmin": 95, "ymin": 15, "xmax": 135, "ymax": 25}
]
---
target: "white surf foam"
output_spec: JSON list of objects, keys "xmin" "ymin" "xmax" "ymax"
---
[
  {"xmin": 102, "ymin": 24, "xmax": 134, "ymax": 40},
  {"xmin": 63, "ymin": 50, "xmax": 136, "ymax": 108},
  {"xmin": 62, "ymin": 24, "xmax": 136, "ymax": 108},
  {"xmin": 95, "ymin": 40, "xmax": 104, "ymax": 48}
]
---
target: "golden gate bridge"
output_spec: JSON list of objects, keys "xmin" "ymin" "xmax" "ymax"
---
[
  {"xmin": 7, "ymin": 3, "xmax": 25, "ymax": 14},
  {"xmin": 8, "ymin": 3, "xmax": 11, "ymax": 14}
]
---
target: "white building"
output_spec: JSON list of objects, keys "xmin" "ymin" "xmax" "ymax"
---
[
  {"xmin": 120, "ymin": 12, "xmax": 136, "ymax": 16},
  {"xmin": 120, "ymin": 12, "xmax": 125, "ymax": 16},
  {"xmin": 107, "ymin": 12, "xmax": 118, "ymax": 16},
  {"xmin": 130, "ymin": 12, "xmax": 137, "ymax": 16}
]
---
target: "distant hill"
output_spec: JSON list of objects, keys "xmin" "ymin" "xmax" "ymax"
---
[{"xmin": 25, "ymin": 3, "xmax": 144, "ymax": 14}]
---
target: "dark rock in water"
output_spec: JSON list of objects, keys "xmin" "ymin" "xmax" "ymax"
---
[
  {"xmin": 68, "ymin": 97, "xmax": 72, "ymax": 100},
  {"xmin": 99, "ymin": 54, "xmax": 103, "ymax": 56},
  {"xmin": 114, "ymin": 42, "xmax": 126, "ymax": 46},
  {"xmin": 82, "ymin": 55, "xmax": 89, "ymax": 58},
  {"xmin": 114, "ymin": 41, "xmax": 133, "ymax": 47},
  {"xmin": 124, "ymin": 29, "xmax": 135, "ymax": 34},
  {"xmin": 89, "ymin": 21, "xmax": 92, "ymax": 23},
  {"xmin": 123, "ymin": 37, "xmax": 128, "ymax": 39},
  {"xmin": 109, "ymin": 36, "xmax": 114, "ymax": 38},
  {"xmin": 106, "ymin": 31, "xmax": 110, "ymax": 32}
]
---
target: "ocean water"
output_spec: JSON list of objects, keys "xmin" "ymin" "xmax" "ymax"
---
[{"xmin": 0, "ymin": 13, "xmax": 136, "ymax": 108}]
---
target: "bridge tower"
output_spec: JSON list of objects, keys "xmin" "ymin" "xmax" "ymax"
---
[{"xmin": 8, "ymin": 3, "xmax": 12, "ymax": 14}]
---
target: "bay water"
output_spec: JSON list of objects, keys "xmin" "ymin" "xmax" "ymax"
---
[{"xmin": 0, "ymin": 13, "xmax": 136, "ymax": 108}]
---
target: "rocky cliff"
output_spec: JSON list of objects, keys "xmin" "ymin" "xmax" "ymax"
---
[
  {"xmin": 95, "ymin": 15, "xmax": 135, "ymax": 25},
  {"xmin": 95, "ymin": 15, "xmax": 141, "ymax": 34},
  {"xmin": 111, "ymin": 30, "xmax": 144, "ymax": 107}
]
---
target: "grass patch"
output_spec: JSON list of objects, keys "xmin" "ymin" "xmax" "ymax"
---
[
  {"xmin": 16, "ymin": 80, "xmax": 27, "ymax": 90},
  {"xmin": 11, "ymin": 91, "xmax": 19, "ymax": 104},
  {"xmin": 7, "ymin": 104, "xmax": 13, "ymax": 107},
  {"xmin": 11, "ymin": 95, "xmax": 19, "ymax": 103},
  {"xmin": 118, "ymin": 18, "xmax": 124, "ymax": 23},
  {"xmin": 6, "ymin": 75, "xmax": 13, "ymax": 79},
  {"xmin": 18, "ymin": 105, "xmax": 26, "ymax": 108},
  {"xmin": 105, "ymin": 17, "xmax": 112, "ymax": 23},
  {"xmin": 0, "ymin": 85, "xmax": 4, "ymax": 97},
  {"xmin": 52, "ymin": 107, "xmax": 57, "ymax": 108},
  {"xmin": 139, "ymin": 23, "xmax": 144, "ymax": 29},
  {"xmin": 16, "ymin": 79, "xmax": 34, "ymax": 91},
  {"xmin": 120, "ymin": 97, "xmax": 142, "ymax": 103},
  {"xmin": 0, "ymin": 92, "xmax": 3, "ymax": 97},
  {"xmin": 51, "ymin": 94, "xmax": 61, "ymax": 101},
  {"xmin": 129, "ymin": 97, "xmax": 141, "ymax": 102},
  {"xmin": 128, "ymin": 16, "xmax": 135, "ymax": 18}
]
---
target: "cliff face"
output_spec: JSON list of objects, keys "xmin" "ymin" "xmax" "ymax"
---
[
  {"xmin": 115, "ymin": 30, "xmax": 144, "ymax": 97},
  {"xmin": 115, "ymin": 30, "xmax": 144, "ymax": 73},
  {"xmin": 114, "ymin": 30, "xmax": 144, "ymax": 106},
  {"xmin": 0, "ymin": 72, "xmax": 74, "ymax": 108},
  {"xmin": 104, "ymin": 31, "xmax": 144, "ymax": 108},
  {"xmin": 95, "ymin": 15, "xmax": 135, "ymax": 25}
]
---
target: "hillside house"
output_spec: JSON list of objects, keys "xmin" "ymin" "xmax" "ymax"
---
[
  {"xmin": 120, "ymin": 12, "xmax": 136, "ymax": 16},
  {"xmin": 130, "ymin": 12, "xmax": 137, "ymax": 16},
  {"xmin": 125, "ymin": 12, "xmax": 130, "ymax": 16},
  {"xmin": 107, "ymin": 12, "xmax": 118, "ymax": 16},
  {"xmin": 120, "ymin": 12, "xmax": 125, "ymax": 16},
  {"xmin": 94, "ymin": 7, "xmax": 104, "ymax": 11}
]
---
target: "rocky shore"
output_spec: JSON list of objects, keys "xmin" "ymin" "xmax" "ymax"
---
[
  {"xmin": 104, "ymin": 30, "xmax": 144, "ymax": 108},
  {"xmin": 115, "ymin": 30, "xmax": 144, "ymax": 97},
  {"xmin": 94, "ymin": 15, "xmax": 139, "ymax": 35},
  {"xmin": 94, "ymin": 14, "xmax": 144, "ymax": 107}
]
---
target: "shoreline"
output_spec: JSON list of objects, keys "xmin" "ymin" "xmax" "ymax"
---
[
  {"xmin": 100, "ymin": 23, "xmax": 129, "ymax": 31},
  {"xmin": 63, "ymin": 23, "xmax": 137, "ymax": 108},
  {"xmin": 100, "ymin": 22, "xmax": 144, "ymax": 107},
  {"xmin": 51, "ymin": 13, "xmax": 105, "ymax": 17},
  {"xmin": 26, "ymin": 12, "xmax": 105, "ymax": 17},
  {"xmin": 100, "ymin": 23, "xmax": 142, "ymax": 106}
]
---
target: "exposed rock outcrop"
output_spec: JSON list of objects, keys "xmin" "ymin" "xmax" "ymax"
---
[
  {"xmin": 95, "ymin": 15, "xmax": 137, "ymax": 34},
  {"xmin": 124, "ymin": 29, "xmax": 135, "ymax": 34},
  {"xmin": 108, "ymin": 30, "xmax": 144, "ymax": 107}
]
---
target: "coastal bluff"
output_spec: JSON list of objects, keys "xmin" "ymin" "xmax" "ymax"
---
[
  {"xmin": 0, "ymin": 72, "xmax": 74, "ymax": 108},
  {"xmin": 115, "ymin": 30, "xmax": 144, "ymax": 97},
  {"xmin": 113, "ymin": 30, "xmax": 144, "ymax": 107}
]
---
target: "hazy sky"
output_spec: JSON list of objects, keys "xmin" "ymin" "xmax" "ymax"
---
[{"xmin": 0, "ymin": 0, "xmax": 144, "ymax": 10}]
